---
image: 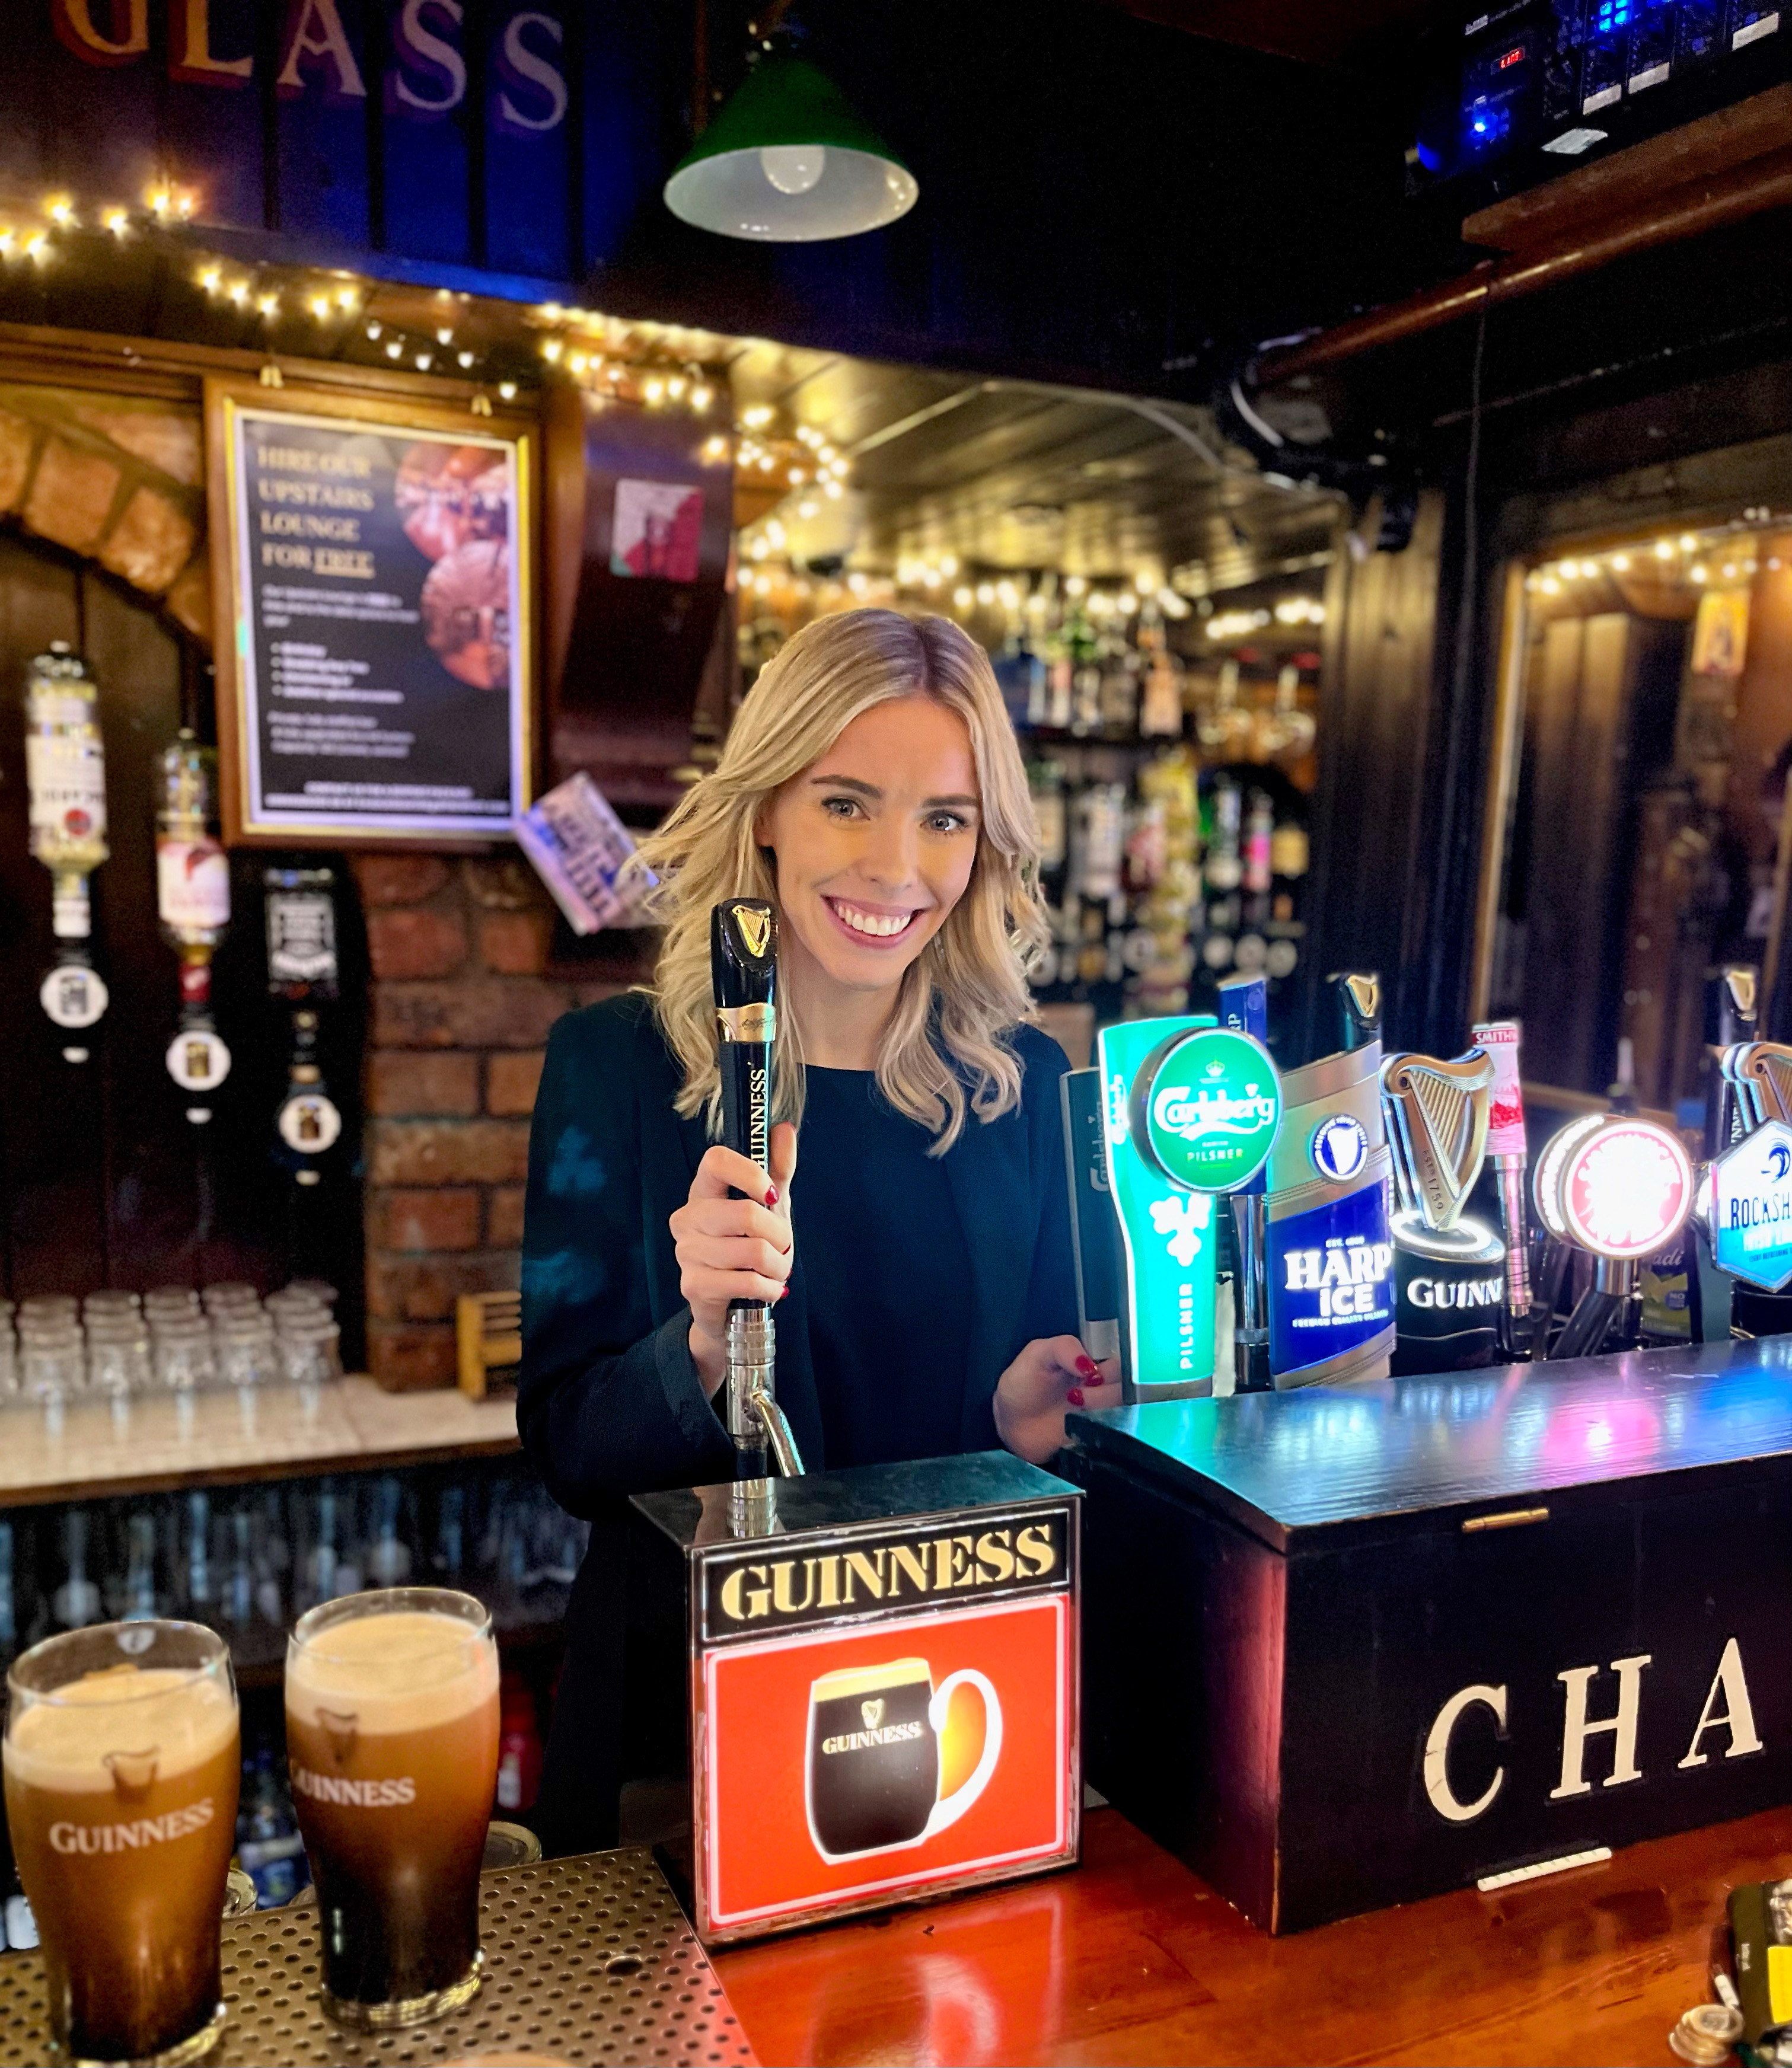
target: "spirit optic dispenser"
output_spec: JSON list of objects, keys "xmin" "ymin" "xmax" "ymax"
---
[
  {"xmin": 23, "ymin": 642, "xmax": 109, "ymax": 1055},
  {"xmin": 266, "ymin": 864, "xmax": 343, "ymax": 1188},
  {"xmin": 157, "ymin": 729, "xmax": 232, "ymax": 1122},
  {"xmin": 710, "ymin": 900, "xmax": 803, "ymax": 1485}
]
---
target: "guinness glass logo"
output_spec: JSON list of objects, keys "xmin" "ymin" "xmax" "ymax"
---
[{"xmin": 1134, "ymin": 1027, "xmax": 1281, "ymax": 1195}]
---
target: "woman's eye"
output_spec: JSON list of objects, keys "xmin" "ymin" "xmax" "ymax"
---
[
  {"xmin": 926, "ymin": 812, "xmax": 971, "ymax": 834},
  {"xmin": 820, "ymin": 796, "xmax": 862, "ymax": 819}
]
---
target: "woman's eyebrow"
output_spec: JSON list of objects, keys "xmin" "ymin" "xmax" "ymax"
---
[{"xmin": 806, "ymin": 773, "xmax": 980, "ymax": 809}]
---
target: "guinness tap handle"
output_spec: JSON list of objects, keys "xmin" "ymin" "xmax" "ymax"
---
[
  {"xmin": 711, "ymin": 900, "xmax": 803, "ymax": 1485},
  {"xmin": 1329, "ymin": 972, "xmax": 1381, "ymax": 1056}
]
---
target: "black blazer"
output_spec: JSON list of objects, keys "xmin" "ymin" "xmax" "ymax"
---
[{"xmin": 516, "ymin": 991, "xmax": 1078, "ymax": 1853}]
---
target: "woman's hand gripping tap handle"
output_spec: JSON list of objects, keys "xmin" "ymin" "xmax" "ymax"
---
[{"xmin": 712, "ymin": 899, "xmax": 804, "ymax": 1480}]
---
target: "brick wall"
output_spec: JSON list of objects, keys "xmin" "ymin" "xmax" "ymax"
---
[{"xmin": 353, "ymin": 853, "xmax": 650, "ymax": 1390}]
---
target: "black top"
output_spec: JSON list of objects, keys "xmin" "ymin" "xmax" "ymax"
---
[
  {"xmin": 797, "ymin": 1066, "xmax": 972, "ymax": 1469},
  {"xmin": 516, "ymin": 991, "xmax": 1078, "ymax": 1506},
  {"xmin": 1069, "ymin": 1336, "xmax": 1792, "ymax": 1555}
]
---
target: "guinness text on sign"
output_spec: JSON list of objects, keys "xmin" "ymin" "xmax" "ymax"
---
[{"xmin": 700, "ymin": 1504, "xmax": 1075, "ymax": 1644}]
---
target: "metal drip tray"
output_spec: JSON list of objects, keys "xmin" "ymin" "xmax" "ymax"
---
[{"xmin": 0, "ymin": 1849, "xmax": 756, "ymax": 2067}]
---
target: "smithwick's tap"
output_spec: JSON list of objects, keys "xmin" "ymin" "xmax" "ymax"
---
[
  {"xmin": 1472, "ymin": 1020, "xmax": 1533, "ymax": 1352},
  {"xmin": 1531, "ymin": 1109, "xmax": 1696, "ymax": 1360},
  {"xmin": 712, "ymin": 899, "xmax": 803, "ymax": 1493}
]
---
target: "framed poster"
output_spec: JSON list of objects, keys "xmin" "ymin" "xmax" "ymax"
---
[{"xmin": 206, "ymin": 381, "xmax": 535, "ymax": 847}]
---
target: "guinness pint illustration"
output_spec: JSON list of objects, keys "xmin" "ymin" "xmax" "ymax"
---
[{"xmin": 806, "ymin": 1659, "xmax": 1002, "ymax": 1863}]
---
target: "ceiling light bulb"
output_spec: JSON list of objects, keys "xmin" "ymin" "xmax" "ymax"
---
[
  {"xmin": 760, "ymin": 143, "xmax": 827, "ymax": 195},
  {"xmin": 103, "ymin": 209, "xmax": 127, "ymax": 237},
  {"xmin": 499, "ymin": 381, "xmax": 518, "ymax": 400},
  {"xmin": 385, "ymin": 340, "xmax": 403, "ymax": 359}
]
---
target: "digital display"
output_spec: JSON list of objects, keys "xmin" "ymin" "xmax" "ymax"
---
[{"xmin": 1498, "ymin": 43, "xmax": 1526, "ymax": 65}]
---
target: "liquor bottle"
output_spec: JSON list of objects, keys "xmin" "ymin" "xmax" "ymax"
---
[
  {"xmin": 184, "ymin": 1491, "xmax": 215, "ymax": 1621},
  {"xmin": 0, "ymin": 1518, "xmax": 15, "ymax": 1667},
  {"xmin": 435, "ymin": 1482, "xmax": 467, "ymax": 1587},
  {"xmin": 256, "ymin": 1489, "xmax": 290, "ymax": 1625},
  {"xmin": 221, "ymin": 1508, "xmax": 255, "ymax": 1631},
  {"xmin": 366, "ymin": 1476, "xmax": 413, "ymax": 1587},
  {"xmin": 24, "ymin": 642, "xmax": 110, "ymax": 1049},
  {"xmin": 120, "ymin": 1510, "xmax": 161, "ymax": 1621},
  {"xmin": 157, "ymin": 729, "xmax": 232, "ymax": 1117},
  {"xmin": 495, "ymin": 1670, "xmax": 544, "ymax": 1815},
  {"xmin": 52, "ymin": 1509, "xmax": 101, "ymax": 1631},
  {"xmin": 236, "ymin": 1742, "xmax": 310, "ymax": 1909}
]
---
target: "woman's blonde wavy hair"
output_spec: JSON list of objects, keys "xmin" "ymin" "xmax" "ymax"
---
[{"xmin": 634, "ymin": 608, "xmax": 1047, "ymax": 1154}]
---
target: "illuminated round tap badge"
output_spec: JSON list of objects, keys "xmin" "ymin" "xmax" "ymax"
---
[
  {"xmin": 1134, "ymin": 1027, "xmax": 1281, "ymax": 1194},
  {"xmin": 1557, "ymin": 1116, "xmax": 1694, "ymax": 1260}
]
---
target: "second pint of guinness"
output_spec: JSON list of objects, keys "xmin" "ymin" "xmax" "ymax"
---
[
  {"xmin": 285, "ymin": 1588, "xmax": 500, "ymax": 2028},
  {"xmin": 3, "ymin": 1620, "xmax": 240, "ymax": 2064}
]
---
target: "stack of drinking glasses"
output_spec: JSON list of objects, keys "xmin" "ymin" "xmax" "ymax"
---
[
  {"xmin": 0, "ymin": 1281, "xmax": 342, "ymax": 1405},
  {"xmin": 17, "ymin": 1297, "xmax": 84, "ymax": 1405}
]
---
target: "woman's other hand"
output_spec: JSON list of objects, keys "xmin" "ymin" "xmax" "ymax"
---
[
  {"xmin": 993, "ymin": 1335, "xmax": 1123, "ymax": 1464},
  {"xmin": 674, "ymin": 1122, "xmax": 798, "ymax": 1394}
]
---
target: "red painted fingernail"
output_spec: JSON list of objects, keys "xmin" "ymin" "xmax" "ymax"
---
[
  {"xmin": 1075, "ymin": 1356, "xmax": 1098, "ymax": 1379},
  {"xmin": 778, "ymin": 1286, "xmax": 789, "ymax": 1300},
  {"xmin": 1066, "ymin": 1387, "xmax": 1086, "ymax": 1408},
  {"xmin": 765, "ymin": 1188, "xmax": 779, "ymax": 1208}
]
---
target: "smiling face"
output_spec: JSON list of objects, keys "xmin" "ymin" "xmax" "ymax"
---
[{"xmin": 756, "ymin": 694, "xmax": 982, "ymax": 1010}]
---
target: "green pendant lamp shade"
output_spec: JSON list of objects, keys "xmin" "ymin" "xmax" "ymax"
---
[{"xmin": 664, "ymin": 53, "xmax": 918, "ymax": 242}]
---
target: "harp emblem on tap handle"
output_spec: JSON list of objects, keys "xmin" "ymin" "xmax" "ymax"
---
[{"xmin": 1380, "ymin": 1049, "xmax": 1494, "ymax": 1233}]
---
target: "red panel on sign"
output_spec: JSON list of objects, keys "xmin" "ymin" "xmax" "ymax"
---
[{"xmin": 702, "ymin": 1597, "xmax": 1073, "ymax": 1931}]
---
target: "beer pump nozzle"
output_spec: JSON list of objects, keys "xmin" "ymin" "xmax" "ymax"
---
[
  {"xmin": 1330, "ymin": 972, "xmax": 1381, "ymax": 1056},
  {"xmin": 712, "ymin": 900, "xmax": 803, "ymax": 1488}
]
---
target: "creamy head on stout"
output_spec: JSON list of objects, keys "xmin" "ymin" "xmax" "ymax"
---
[
  {"xmin": 5, "ymin": 1664, "xmax": 237, "ymax": 1800},
  {"xmin": 287, "ymin": 1610, "xmax": 498, "ymax": 1730}
]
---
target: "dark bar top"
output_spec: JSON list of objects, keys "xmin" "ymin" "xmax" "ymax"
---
[{"xmin": 1069, "ymin": 1335, "xmax": 1792, "ymax": 1552}]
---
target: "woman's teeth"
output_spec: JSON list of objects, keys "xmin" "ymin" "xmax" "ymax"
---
[{"xmin": 830, "ymin": 900, "xmax": 914, "ymax": 938}]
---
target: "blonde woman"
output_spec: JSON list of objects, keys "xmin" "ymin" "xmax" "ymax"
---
[{"xmin": 518, "ymin": 608, "xmax": 1119, "ymax": 1850}]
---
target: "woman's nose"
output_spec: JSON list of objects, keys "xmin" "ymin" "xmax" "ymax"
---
[{"xmin": 860, "ymin": 816, "xmax": 919, "ymax": 888}]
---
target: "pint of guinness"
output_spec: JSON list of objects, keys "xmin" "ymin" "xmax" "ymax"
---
[
  {"xmin": 3, "ymin": 1620, "xmax": 240, "ymax": 2065},
  {"xmin": 285, "ymin": 1587, "xmax": 499, "ymax": 2028}
]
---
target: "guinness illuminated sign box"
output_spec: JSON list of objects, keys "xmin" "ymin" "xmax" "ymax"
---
[
  {"xmin": 630, "ymin": 1454, "xmax": 1080, "ymax": 1943},
  {"xmin": 1066, "ymin": 1337, "xmax": 1792, "ymax": 1933}
]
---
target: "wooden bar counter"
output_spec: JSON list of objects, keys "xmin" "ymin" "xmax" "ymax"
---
[{"xmin": 713, "ymin": 1801, "xmax": 1782, "ymax": 2065}]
